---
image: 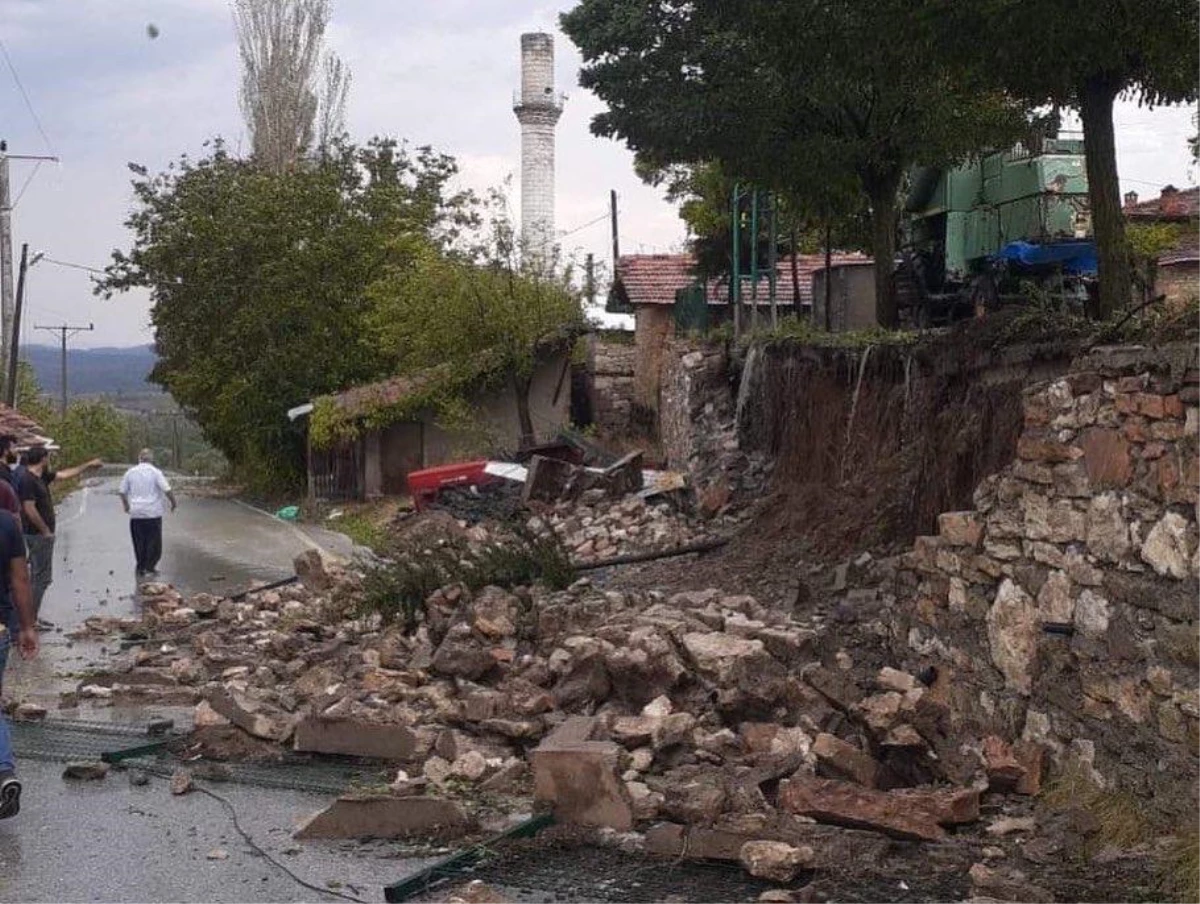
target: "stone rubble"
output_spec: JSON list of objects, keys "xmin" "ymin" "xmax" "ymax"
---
[{"xmin": 69, "ymin": 543, "xmax": 1054, "ymax": 887}]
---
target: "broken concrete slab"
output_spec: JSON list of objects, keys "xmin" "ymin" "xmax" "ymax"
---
[
  {"xmin": 294, "ymin": 794, "xmax": 473, "ymax": 840},
  {"xmin": 644, "ymin": 817, "xmax": 892, "ymax": 869},
  {"xmin": 293, "ymin": 716, "xmax": 417, "ymax": 760},
  {"xmin": 530, "ymin": 716, "xmax": 633, "ymax": 831}
]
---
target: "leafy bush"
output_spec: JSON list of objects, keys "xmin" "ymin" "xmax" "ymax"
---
[{"xmin": 357, "ymin": 525, "xmax": 575, "ymax": 632}]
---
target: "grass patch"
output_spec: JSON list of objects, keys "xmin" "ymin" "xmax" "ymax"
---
[
  {"xmin": 335, "ymin": 512, "xmax": 389, "ymax": 552},
  {"xmin": 1159, "ymin": 826, "xmax": 1200, "ymax": 904},
  {"xmin": 1042, "ymin": 759, "xmax": 1152, "ymax": 854},
  {"xmin": 357, "ymin": 525, "xmax": 575, "ymax": 632}
]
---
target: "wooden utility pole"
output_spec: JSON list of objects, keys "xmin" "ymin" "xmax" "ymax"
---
[
  {"xmin": 7, "ymin": 243, "xmax": 28, "ymax": 407},
  {"xmin": 34, "ymin": 322, "xmax": 93, "ymax": 416},
  {"xmin": 0, "ymin": 143, "xmax": 59, "ymax": 401}
]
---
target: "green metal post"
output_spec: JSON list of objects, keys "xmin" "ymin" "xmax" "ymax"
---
[
  {"xmin": 768, "ymin": 191, "xmax": 778, "ymax": 329},
  {"xmin": 749, "ymin": 189, "xmax": 759, "ymax": 333},
  {"xmin": 731, "ymin": 183, "xmax": 741, "ymax": 340}
]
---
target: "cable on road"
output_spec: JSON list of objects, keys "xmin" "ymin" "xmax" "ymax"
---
[{"xmin": 192, "ymin": 784, "xmax": 367, "ymax": 903}]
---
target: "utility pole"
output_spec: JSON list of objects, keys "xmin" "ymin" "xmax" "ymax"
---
[
  {"xmin": 0, "ymin": 143, "xmax": 59, "ymax": 401},
  {"xmin": 7, "ymin": 243, "xmax": 28, "ymax": 407},
  {"xmin": 610, "ymin": 190, "xmax": 620, "ymax": 265},
  {"xmin": 585, "ymin": 253, "xmax": 596, "ymax": 307},
  {"xmin": 35, "ymin": 322, "xmax": 92, "ymax": 416}
]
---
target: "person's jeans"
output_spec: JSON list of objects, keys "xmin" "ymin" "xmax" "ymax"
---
[
  {"xmin": 130, "ymin": 518, "xmax": 163, "ymax": 572},
  {"xmin": 0, "ymin": 605, "xmax": 19, "ymax": 774},
  {"xmin": 25, "ymin": 535, "xmax": 54, "ymax": 618}
]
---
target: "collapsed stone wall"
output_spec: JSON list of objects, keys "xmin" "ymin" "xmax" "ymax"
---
[
  {"xmin": 587, "ymin": 336, "xmax": 638, "ymax": 433},
  {"xmin": 659, "ymin": 338, "xmax": 771, "ymax": 513},
  {"xmin": 888, "ymin": 341, "xmax": 1199, "ymax": 818}
]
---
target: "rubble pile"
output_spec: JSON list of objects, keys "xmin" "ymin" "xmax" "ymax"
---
[
  {"xmin": 76, "ymin": 551, "xmax": 1052, "ymax": 866},
  {"xmin": 887, "ymin": 343, "xmax": 1200, "ymax": 814},
  {"xmin": 531, "ymin": 494, "xmax": 718, "ymax": 565}
]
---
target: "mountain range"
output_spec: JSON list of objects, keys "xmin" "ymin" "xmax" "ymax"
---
[{"xmin": 22, "ymin": 344, "xmax": 160, "ymax": 397}]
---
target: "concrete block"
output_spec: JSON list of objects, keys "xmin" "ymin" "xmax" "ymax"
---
[
  {"xmin": 294, "ymin": 795, "xmax": 473, "ymax": 840},
  {"xmin": 293, "ymin": 716, "xmax": 417, "ymax": 760},
  {"xmin": 530, "ymin": 715, "xmax": 633, "ymax": 830}
]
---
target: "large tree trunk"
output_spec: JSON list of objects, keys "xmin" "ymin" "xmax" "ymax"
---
[
  {"xmin": 864, "ymin": 170, "xmax": 902, "ymax": 328},
  {"xmin": 514, "ymin": 373, "xmax": 535, "ymax": 450},
  {"xmin": 1079, "ymin": 76, "xmax": 1130, "ymax": 320}
]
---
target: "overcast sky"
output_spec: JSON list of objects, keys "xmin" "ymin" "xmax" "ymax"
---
[{"xmin": 1, "ymin": 0, "xmax": 1195, "ymax": 349}]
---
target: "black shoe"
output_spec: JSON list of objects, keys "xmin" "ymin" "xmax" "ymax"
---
[{"xmin": 0, "ymin": 772, "xmax": 21, "ymax": 819}]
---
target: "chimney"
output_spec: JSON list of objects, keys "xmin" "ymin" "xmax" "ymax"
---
[
  {"xmin": 513, "ymin": 33, "xmax": 564, "ymax": 269},
  {"xmin": 1123, "ymin": 191, "xmax": 1139, "ymax": 208}
]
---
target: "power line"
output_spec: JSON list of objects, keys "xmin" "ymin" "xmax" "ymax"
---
[
  {"xmin": 11, "ymin": 159, "xmax": 42, "ymax": 208},
  {"xmin": 0, "ymin": 38, "xmax": 55, "ymax": 154},
  {"xmin": 558, "ymin": 211, "xmax": 609, "ymax": 239},
  {"xmin": 40, "ymin": 257, "xmax": 106, "ymax": 276}
]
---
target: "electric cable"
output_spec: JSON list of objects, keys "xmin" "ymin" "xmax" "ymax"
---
[
  {"xmin": 11, "ymin": 160, "xmax": 42, "ymax": 208},
  {"xmin": 557, "ymin": 211, "xmax": 608, "ymax": 239},
  {"xmin": 191, "ymin": 783, "xmax": 367, "ymax": 903},
  {"xmin": 0, "ymin": 38, "xmax": 55, "ymax": 153}
]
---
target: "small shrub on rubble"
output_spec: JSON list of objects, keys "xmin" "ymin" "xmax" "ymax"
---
[{"xmin": 357, "ymin": 528, "xmax": 574, "ymax": 632}]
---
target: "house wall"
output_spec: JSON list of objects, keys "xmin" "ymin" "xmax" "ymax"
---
[
  {"xmin": 1156, "ymin": 261, "xmax": 1198, "ymax": 309},
  {"xmin": 374, "ymin": 352, "xmax": 572, "ymax": 492},
  {"xmin": 588, "ymin": 335, "xmax": 637, "ymax": 432},
  {"xmin": 634, "ymin": 305, "xmax": 675, "ymax": 411}
]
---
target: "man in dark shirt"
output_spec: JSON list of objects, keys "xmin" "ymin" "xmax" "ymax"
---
[
  {"xmin": 18, "ymin": 447, "xmax": 102, "ymax": 627},
  {"xmin": 0, "ymin": 504, "xmax": 37, "ymax": 818},
  {"xmin": 0, "ymin": 435, "xmax": 20, "ymax": 493}
]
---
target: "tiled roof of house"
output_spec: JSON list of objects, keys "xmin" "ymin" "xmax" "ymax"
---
[
  {"xmin": 0, "ymin": 405, "xmax": 53, "ymax": 449},
  {"xmin": 329, "ymin": 366, "xmax": 452, "ymax": 419},
  {"xmin": 614, "ymin": 252, "xmax": 871, "ymax": 309},
  {"xmin": 1125, "ymin": 186, "xmax": 1199, "ymax": 221},
  {"xmin": 1159, "ymin": 230, "xmax": 1199, "ymax": 266}
]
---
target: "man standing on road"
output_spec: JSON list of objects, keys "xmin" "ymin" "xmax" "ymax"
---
[
  {"xmin": 118, "ymin": 449, "xmax": 176, "ymax": 577},
  {"xmin": 0, "ymin": 435, "xmax": 20, "ymax": 492},
  {"xmin": 18, "ymin": 448, "xmax": 103, "ymax": 627},
  {"xmin": 0, "ymin": 497, "xmax": 38, "ymax": 818}
]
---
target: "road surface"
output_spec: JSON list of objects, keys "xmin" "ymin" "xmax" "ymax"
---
[{"xmin": 0, "ymin": 471, "xmax": 431, "ymax": 903}]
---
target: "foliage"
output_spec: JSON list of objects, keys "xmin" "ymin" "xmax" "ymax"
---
[
  {"xmin": 14, "ymin": 362, "xmax": 126, "ymax": 467},
  {"xmin": 922, "ymin": 0, "xmax": 1199, "ymax": 318},
  {"xmin": 359, "ymin": 198, "xmax": 586, "ymax": 447},
  {"xmin": 357, "ymin": 526, "xmax": 575, "ymax": 633},
  {"xmin": 640, "ymin": 159, "xmax": 870, "ymax": 282},
  {"xmin": 561, "ymin": 0, "xmax": 1027, "ymax": 326},
  {"xmin": 97, "ymin": 137, "xmax": 479, "ymax": 493},
  {"xmin": 234, "ymin": 0, "xmax": 349, "ymax": 172}
]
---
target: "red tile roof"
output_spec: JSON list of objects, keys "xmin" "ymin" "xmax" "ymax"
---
[
  {"xmin": 1125, "ymin": 186, "xmax": 1199, "ymax": 222},
  {"xmin": 614, "ymin": 252, "xmax": 871, "ymax": 309},
  {"xmin": 0, "ymin": 405, "xmax": 53, "ymax": 449}
]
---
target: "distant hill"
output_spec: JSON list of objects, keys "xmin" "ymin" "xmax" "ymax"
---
[{"xmin": 23, "ymin": 344, "xmax": 161, "ymax": 398}]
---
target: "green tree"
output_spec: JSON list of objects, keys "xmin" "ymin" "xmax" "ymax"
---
[
  {"xmin": 363, "ymin": 205, "xmax": 586, "ymax": 447},
  {"xmin": 97, "ymin": 137, "xmax": 478, "ymax": 493},
  {"xmin": 561, "ymin": 0, "xmax": 1025, "ymax": 326},
  {"xmin": 13, "ymin": 362, "xmax": 126, "ymax": 466},
  {"xmin": 925, "ymin": 0, "xmax": 1198, "ymax": 318}
]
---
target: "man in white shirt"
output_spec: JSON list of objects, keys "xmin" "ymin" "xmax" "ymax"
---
[{"xmin": 118, "ymin": 449, "xmax": 177, "ymax": 577}]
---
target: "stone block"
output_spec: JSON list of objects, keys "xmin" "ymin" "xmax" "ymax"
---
[
  {"xmin": 740, "ymin": 840, "xmax": 813, "ymax": 883},
  {"xmin": 530, "ymin": 716, "xmax": 633, "ymax": 830},
  {"xmin": 938, "ymin": 511, "xmax": 983, "ymax": 548},
  {"xmin": 206, "ymin": 686, "xmax": 295, "ymax": 742},
  {"xmin": 811, "ymin": 733, "xmax": 881, "ymax": 788},
  {"xmin": 293, "ymin": 716, "xmax": 417, "ymax": 760},
  {"xmin": 777, "ymin": 776, "xmax": 954, "ymax": 842},
  {"xmin": 1078, "ymin": 428, "xmax": 1132, "ymax": 488},
  {"xmin": 294, "ymin": 795, "xmax": 472, "ymax": 840}
]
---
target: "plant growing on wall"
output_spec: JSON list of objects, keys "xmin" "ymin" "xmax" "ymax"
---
[{"xmin": 363, "ymin": 197, "xmax": 586, "ymax": 449}]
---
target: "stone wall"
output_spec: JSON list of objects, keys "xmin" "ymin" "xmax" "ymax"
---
[
  {"xmin": 587, "ymin": 335, "xmax": 637, "ymax": 432},
  {"xmin": 660, "ymin": 338, "xmax": 771, "ymax": 514},
  {"xmin": 888, "ymin": 341, "xmax": 1199, "ymax": 815},
  {"xmin": 634, "ymin": 305, "xmax": 675, "ymax": 411},
  {"xmin": 1156, "ymin": 261, "xmax": 1199, "ymax": 309}
]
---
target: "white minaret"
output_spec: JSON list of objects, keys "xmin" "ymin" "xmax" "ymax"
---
[{"xmin": 513, "ymin": 32, "xmax": 563, "ymax": 267}]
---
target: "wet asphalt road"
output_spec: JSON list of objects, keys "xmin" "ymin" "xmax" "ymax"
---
[{"xmin": 0, "ymin": 471, "xmax": 428, "ymax": 903}]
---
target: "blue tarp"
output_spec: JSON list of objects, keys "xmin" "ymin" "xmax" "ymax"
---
[{"xmin": 991, "ymin": 240, "xmax": 1098, "ymax": 275}]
